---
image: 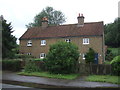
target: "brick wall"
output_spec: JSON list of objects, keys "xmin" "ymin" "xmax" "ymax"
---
[{"xmin": 19, "ymin": 36, "xmax": 104, "ymax": 64}]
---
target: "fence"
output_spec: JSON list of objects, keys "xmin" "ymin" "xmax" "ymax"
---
[
  {"xmin": 76, "ymin": 64, "xmax": 112, "ymax": 75},
  {"xmin": 21, "ymin": 60, "xmax": 112, "ymax": 75},
  {"xmin": 20, "ymin": 60, "xmax": 46, "ymax": 70}
]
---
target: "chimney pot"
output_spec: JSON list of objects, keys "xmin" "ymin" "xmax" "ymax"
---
[
  {"xmin": 81, "ymin": 14, "xmax": 83, "ymax": 16},
  {"xmin": 79, "ymin": 13, "xmax": 80, "ymax": 17},
  {"xmin": 77, "ymin": 13, "xmax": 85, "ymax": 27}
]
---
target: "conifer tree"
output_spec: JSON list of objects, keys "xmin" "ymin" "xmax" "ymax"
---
[{"xmin": 2, "ymin": 17, "xmax": 17, "ymax": 59}]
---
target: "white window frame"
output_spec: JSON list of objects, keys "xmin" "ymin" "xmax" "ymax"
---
[
  {"xmin": 83, "ymin": 53, "xmax": 85, "ymax": 60},
  {"xmin": 41, "ymin": 40, "xmax": 46, "ymax": 46},
  {"xmin": 65, "ymin": 39, "xmax": 71, "ymax": 43},
  {"xmin": 40, "ymin": 53, "xmax": 46, "ymax": 59},
  {"xmin": 27, "ymin": 40, "xmax": 32, "ymax": 46},
  {"xmin": 27, "ymin": 53, "xmax": 31, "ymax": 55},
  {"xmin": 83, "ymin": 38, "xmax": 89, "ymax": 44}
]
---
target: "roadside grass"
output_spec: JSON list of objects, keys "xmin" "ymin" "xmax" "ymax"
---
[
  {"xmin": 18, "ymin": 71, "xmax": 79, "ymax": 80},
  {"xmin": 85, "ymin": 75, "xmax": 120, "ymax": 84}
]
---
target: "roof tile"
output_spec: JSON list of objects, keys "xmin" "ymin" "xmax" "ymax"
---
[{"xmin": 20, "ymin": 21, "xmax": 104, "ymax": 40}]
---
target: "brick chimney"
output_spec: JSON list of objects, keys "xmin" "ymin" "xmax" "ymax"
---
[
  {"xmin": 42, "ymin": 17, "xmax": 48, "ymax": 28},
  {"xmin": 77, "ymin": 13, "xmax": 85, "ymax": 27}
]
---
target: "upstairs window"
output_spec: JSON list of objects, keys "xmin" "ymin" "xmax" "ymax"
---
[
  {"xmin": 83, "ymin": 38, "xmax": 89, "ymax": 44},
  {"xmin": 41, "ymin": 40, "xmax": 46, "ymax": 46},
  {"xmin": 65, "ymin": 39, "xmax": 71, "ymax": 43},
  {"xmin": 40, "ymin": 53, "xmax": 46, "ymax": 59},
  {"xmin": 27, "ymin": 40, "xmax": 32, "ymax": 46}
]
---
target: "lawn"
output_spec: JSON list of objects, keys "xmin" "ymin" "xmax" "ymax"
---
[
  {"xmin": 108, "ymin": 48, "xmax": 120, "ymax": 56},
  {"xmin": 85, "ymin": 75, "xmax": 120, "ymax": 84},
  {"xmin": 18, "ymin": 71, "xmax": 79, "ymax": 80}
]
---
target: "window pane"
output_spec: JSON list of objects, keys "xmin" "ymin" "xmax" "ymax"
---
[
  {"xmin": 41, "ymin": 40, "xmax": 46, "ymax": 45},
  {"xmin": 27, "ymin": 53, "xmax": 31, "ymax": 55},
  {"xmin": 40, "ymin": 53, "xmax": 46, "ymax": 59},
  {"xmin": 65, "ymin": 39, "xmax": 70, "ymax": 43},
  {"xmin": 83, "ymin": 38, "xmax": 89, "ymax": 44},
  {"xmin": 86, "ymin": 39, "xmax": 88, "ymax": 43},
  {"xmin": 27, "ymin": 40, "xmax": 32, "ymax": 46}
]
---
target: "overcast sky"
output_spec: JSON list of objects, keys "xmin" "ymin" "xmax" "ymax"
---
[{"xmin": 0, "ymin": 0, "xmax": 119, "ymax": 44}]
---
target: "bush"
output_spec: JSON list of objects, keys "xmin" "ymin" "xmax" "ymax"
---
[
  {"xmin": 33, "ymin": 58, "xmax": 44, "ymax": 61},
  {"xmin": 24, "ymin": 60, "xmax": 41, "ymax": 73},
  {"xmin": 104, "ymin": 60, "xmax": 111, "ymax": 64},
  {"xmin": 110, "ymin": 55, "xmax": 120, "ymax": 76},
  {"xmin": 2, "ymin": 59, "xmax": 21, "ymax": 71},
  {"xmin": 85, "ymin": 48, "xmax": 96, "ymax": 64},
  {"xmin": 105, "ymin": 49, "xmax": 114, "ymax": 61},
  {"xmin": 44, "ymin": 41, "xmax": 79, "ymax": 74},
  {"xmin": 14, "ymin": 54, "xmax": 34, "ymax": 60}
]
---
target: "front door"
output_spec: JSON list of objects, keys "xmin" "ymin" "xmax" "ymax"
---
[{"xmin": 94, "ymin": 53, "xmax": 98, "ymax": 64}]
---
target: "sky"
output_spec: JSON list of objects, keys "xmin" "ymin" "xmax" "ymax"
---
[{"xmin": 0, "ymin": 0, "xmax": 119, "ymax": 44}]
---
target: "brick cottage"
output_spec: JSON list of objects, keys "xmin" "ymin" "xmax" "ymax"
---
[{"xmin": 19, "ymin": 14, "xmax": 105, "ymax": 64}]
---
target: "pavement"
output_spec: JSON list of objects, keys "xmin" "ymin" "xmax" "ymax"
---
[
  {"xmin": 2, "ymin": 71, "xmax": 120, "ymax": 88},
  {"xmin": 2, "ymin": 83, "xmax": 45, "ymax": 90},
  {"xmin": 2, "ymin": 83, "xmax": 32, "ymax": 88}
]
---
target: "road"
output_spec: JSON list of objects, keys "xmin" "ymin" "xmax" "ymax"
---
[{"xmin": 2, "ymin": 83, "xmax": 45, "ymax": 90}]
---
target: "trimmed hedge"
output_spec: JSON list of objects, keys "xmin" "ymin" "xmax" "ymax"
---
[
  {"xmin": 24, "ymin": 60, "xmax": 41, "ymax": 72},
  {"xmin": 14, "ymin": 54, "xmax": 34, "ymax": 59},
  {"xmin": 33, "ymin": 58, "xmax": 44, "ymax": 61},
  {"xmin": 24, "ymin": 59, "xmax": 45, "ymax": 72},
  {"xmin": 2, "ymin": 59, "xmax": 21, "ymax": 71}
]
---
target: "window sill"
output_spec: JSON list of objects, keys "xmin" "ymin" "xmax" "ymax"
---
[
  {"xmin": 40, "ymin": 57, "xmax": 44, "ymax": 59},
  {"xmin": 83, "ymin": 43, "xmax": 89, "ymax": 45},
  {"xmin": 27, "ymin": 45, "xmax": 32, "ymax": 47},
  {"xmin": 41, "ymin": 44, "xmax": 46, "ymax": 46}
]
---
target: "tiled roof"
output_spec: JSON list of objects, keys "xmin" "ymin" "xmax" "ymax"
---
[{"xmin": 20, "ymin": 21, "xmax": 104, "ymax": 40}]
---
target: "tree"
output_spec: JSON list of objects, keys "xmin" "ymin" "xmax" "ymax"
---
[
  {"xmin": 2, "ymin": 17, "xmax": 17, "ymax": 59},
  {"xmin": 85, "ymin": 48, "xmax": 95, "ymax": 64},
  {"xmin": 104, "ymin": 18, "xmax": 120, "ymax": 47},
  {"xmin": 110, "ymin": 55, "xmax": 120, "ymax": 76},
  {"xmin": 44, "ymin": 41, "xmax": 79, "ymax": 74},
  {"xmin": 26, "ymin": 6, "xmax": 66, "ymax": 28},
  {"xmin": 105, "ymin": 49, "xmax": 114, "ymax": 61}
]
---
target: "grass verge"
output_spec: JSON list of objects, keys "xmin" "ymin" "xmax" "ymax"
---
[
  {"xmin": 18, "ymin": 71, "xmax": 79, "ymax": 80},
  {"xmin": 85, "ymin": 75, "xmax": 120, "ymax": 84}
]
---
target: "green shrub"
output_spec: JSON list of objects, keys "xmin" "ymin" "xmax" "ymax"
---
[
  {"xmin": 108, "ymin": 48, "xmax": 120, "ymax": 57},
  {"xmin": 104, "ymin": 60, "xmax": 111, "ymax": 64},
  {"xmin": 110, "ymin": 55, "xmax": 120, "ymax": 76},
  {"xmin": 24, "ymin": 60, "xmax": 41, "ymax": 73},
  {"xmin": 44, "ymin": 41, "xmax": 79, "ymax": 74},
  {"xmin": 2, "ymin": 59, "xmax": 21, "ymax": 71},
  {"xmin": 33, "ymin": 58, "xmax": 44, "ymax": 61},
  {"xmin": 14, "ymin": 54, "xmax": 34, "ymax": 60},
  {"xmin": 105, "ymin": 49, "xmax": 114, "ymax": 61},
  {"xmin": 85, "ymin": 48, "xmax": 96, "ymax": 64}
]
